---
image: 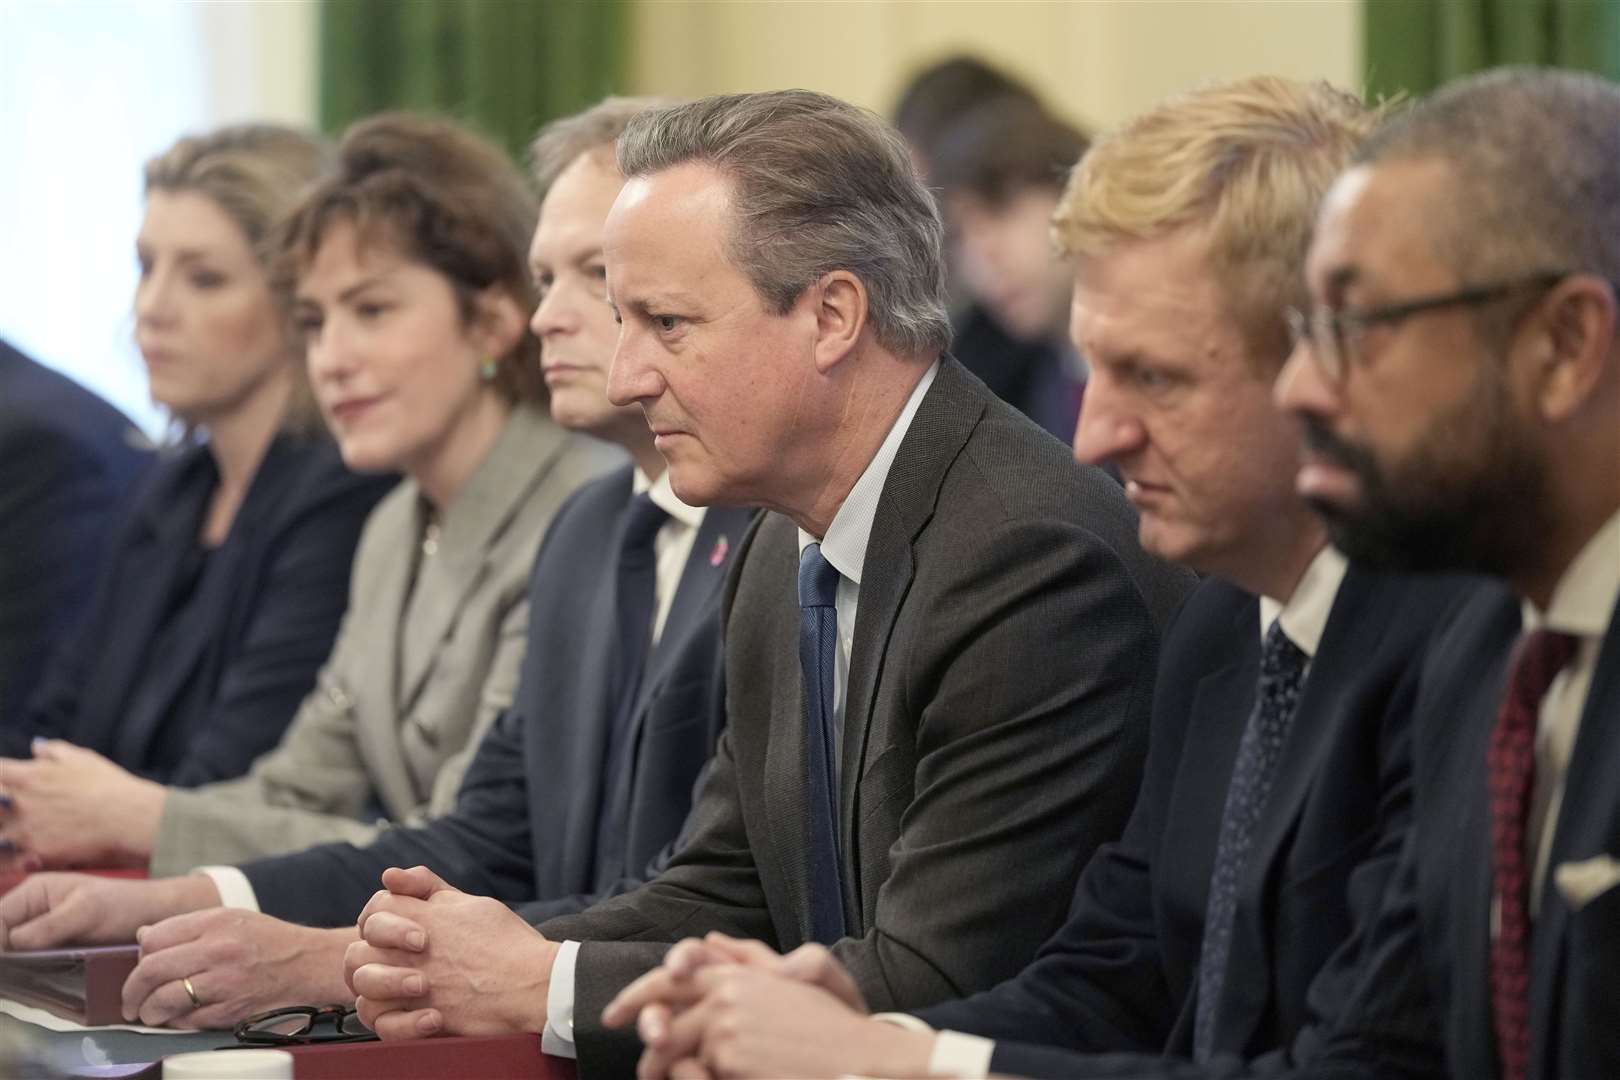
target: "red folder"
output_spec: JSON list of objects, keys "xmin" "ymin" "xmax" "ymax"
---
[
  {"xmin": 285, "ymin": 1035, "xmax": 576, "ymax": 1079},
  {"xmin": 0, "ymin": 943, "xmax": 140, "ymax": 1025}
]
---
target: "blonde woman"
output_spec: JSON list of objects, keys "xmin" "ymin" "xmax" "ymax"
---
[{"xmin": 0, "ymin": 115, "xmax": 618, "ymax": 873}]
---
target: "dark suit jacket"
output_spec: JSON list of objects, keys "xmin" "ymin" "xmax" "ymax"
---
[
  {"xmin": 241, "ymin": 466, "xmax": 755, "ymax": 927},
  {"xmin": 12, "ymin": 434, "xmax": 392, "ymax": 785},
  {"xmin": 1303, "ymin": 586, "xmax": 1620, "ymax": 1080},
  {"xmin": 0, "ymin": 341, "xmax": 152, "ymax": 723},
  {"xmin": 538, "ymin": 357, "xmax": 1194, "ymax": 1077},
  {"xmin": 912, "ymin": 568, "xmax": 1481, "ymax": 1079}
]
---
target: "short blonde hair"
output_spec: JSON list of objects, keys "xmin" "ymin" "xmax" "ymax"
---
[
  {"xmin": 145, "ymin": 124, "xmax": 330, "ymax": 434},
  {"xmin": 1054, "ymin": 76, "xmax": 1381, "ymax": 368}
]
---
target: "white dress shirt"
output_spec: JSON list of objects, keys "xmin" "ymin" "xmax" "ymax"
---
[
  {"xmin": 1526, "ymin": 508, "xmax": 1619, "ymax": 914},
  {"xmin": 889, "ymin": 545, "xmax": 1349, "ymax": 1078},
  {"xmin": 544, "ymin": 360, "xmax": 940, "ymax": 1058},
  {"xmin": 198, "ymin": 468, "xmax": 704, "ymax": 913}
]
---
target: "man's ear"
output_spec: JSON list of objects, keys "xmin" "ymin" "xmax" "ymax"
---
[
  {"xmin": 471, "ymin": 285, "xmax": 530, "ymax": 361},
  {"xmin": 1532, "ymin": 274, "xmax": 1618, "ymax": 423},
  {"xmin": 810, "ymin": 270, "xmax": 868, "ymax": 375}
]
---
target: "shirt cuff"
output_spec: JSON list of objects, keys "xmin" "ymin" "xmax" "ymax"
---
[
  {"xmin": 931, "ymin": 1030, "xmax": 996, "ymax": 1079},
  {"xmin": 541, "ymin": 939, "xmax": 581, "ymax": 1058},
  {"xmin": 870, "ymin": 1014, "xmax": 994, "ymax": 1078},
  {"xmin": 195, "ymin": 866, "xmax": 259, "ymax": 912}
]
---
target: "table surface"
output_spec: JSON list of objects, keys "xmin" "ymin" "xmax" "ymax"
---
[{"xmin": 2, "ymin": 1011, "xmax": 232, "ymax": 1069}]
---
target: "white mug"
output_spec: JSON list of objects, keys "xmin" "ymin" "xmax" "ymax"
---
[{"xmin": 163, "ymin": 1048, "xmax": 295, "ymax": 1078}]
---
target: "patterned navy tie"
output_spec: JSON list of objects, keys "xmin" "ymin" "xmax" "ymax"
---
[
  {"xmin": 1488, "ymin": 628, "xmax": 1577, "ymax": 1080},
  {"xmin": 1194, "ymin": 618, "xmax": 1309, "ymax": 1061},
  {"xmin": 798, "ymin": 542, "xmax": 847, "ymax": 945}
]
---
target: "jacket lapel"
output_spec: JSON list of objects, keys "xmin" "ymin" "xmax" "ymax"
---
[
  {"xmin": 637, "ymin": 506, "xmax": 751, "ymax": 710},
  {"xmin": 106, "ymin": 449, "xmax": 214, "ymax": 765},
  {"xmin": 1528, "ymin": 596, "xmax": 1620, "ymax": 1078},
  {"xmin": 838, "ymin": 359, "xmax": 985, "ymax": 924},
  {"xmin": 396, "ymin": 408, "xmax": 573, "ymax": 712},
  {"xmin": 344, "ymin": 490, "xmax": 419, "ymax": 817},
  {"xmin": 1223, "ymin": 569, "xmax": 1382, "ymax": 1048}
]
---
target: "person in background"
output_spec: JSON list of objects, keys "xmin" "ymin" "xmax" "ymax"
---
[
  {"xmin": 0, "ymin": 113, "xmax": 618, "ymax": 877},
  {"xmin": 929, "ymin": 95, "xmax": 1090, "ymax": 441},
  {"xmin": 1275, "ymin": 66, "xmax": 1620, "ymax": 1080},
  {"xmin": 891, "ymin": 54, "xmax": 1085, "ymax": 439},
  {"xmin": 0, "ymin": 125, "xmax": 392, "ymax": 789},
  {"xmin": 0, "ymin": 339, "xmax": 151, "ymax": 726}
]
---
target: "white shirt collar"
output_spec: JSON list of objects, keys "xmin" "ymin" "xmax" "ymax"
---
[
  {"xmin": 1258, "ymin": 544, "xmax": 1349, "ymax": 658},
  {"xmin": 1522, "ymin": 507, "xmax": 1620, "ymax": 638},
  {"xmin": 633, "ymin": 466, "xmax": 705, "ymax": 532},
  {"xmin": 796, "ymin": 359, "xmax": 940, "ymax": 584}
]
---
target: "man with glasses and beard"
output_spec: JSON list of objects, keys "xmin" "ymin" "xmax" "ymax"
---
[{"xmin": 1277, "ymin": 67, "xmax": 1620, "ymax": 1080}]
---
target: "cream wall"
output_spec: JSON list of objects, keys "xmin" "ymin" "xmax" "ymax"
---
[
  {"xmin": 629, "ymin": 0, "xmax": 1361, "ymax": 132},
  {"xmin": 195, "ymin": 0, "xmax": 320, "ymax": 128}
]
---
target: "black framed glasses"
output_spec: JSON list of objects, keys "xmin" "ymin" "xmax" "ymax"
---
[
  {"xmin": 232, "ymin": 1004, "xmax": 377, "ymax": 1046},
  {"xmin": 1285, "ymin": 270, "xmax": 1569, "ymax": 383}
]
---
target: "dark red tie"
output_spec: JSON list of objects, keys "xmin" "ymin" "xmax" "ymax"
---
[{"xmin": 1487, "ymin": 628, "xmax": 1578, "ymax": 1080}]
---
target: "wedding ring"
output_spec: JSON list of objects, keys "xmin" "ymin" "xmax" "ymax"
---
[{"xmin": 182, "ymin": 975, "xmax": 202, "ymax": 1009}]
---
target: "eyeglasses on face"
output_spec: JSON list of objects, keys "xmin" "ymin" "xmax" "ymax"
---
[
  {"xmin": 232, "ymin": 1003, "xmax": 377, "ymax": 1046},
  {"xmin": 1284, "ymin": 270, "xmax": 1571, "ymax": 383}
]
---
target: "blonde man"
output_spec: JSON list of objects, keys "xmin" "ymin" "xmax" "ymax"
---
[{"xmin": 602, "ymin": 75, "xmax": 1483, "ymax": 1080}]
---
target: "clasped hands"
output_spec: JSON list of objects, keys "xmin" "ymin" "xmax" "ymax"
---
[
  {"xmin": 345, "ymin": 865, "xmax": 556, "ymax": 1039},
  {"xmin": 600, "ymin": 933, "xmax": 932, "ymax": 1079}
]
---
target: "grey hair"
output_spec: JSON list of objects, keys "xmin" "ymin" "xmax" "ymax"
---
[
  {"xmin": 615, "ymin": 89, "xmax": 952, "ymax": 357},
  {"xmin": 1356, "ymin": 67, "xmax": 1620, "ymax": 289},
  {"xmin": 528, "ymin": 96, "xmax": 671, "ymax": 196}
]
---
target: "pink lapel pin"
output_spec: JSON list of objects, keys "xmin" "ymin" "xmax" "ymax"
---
[{"xmin": 709, "ymin": 535, "xmax": 729, "ymax": 567}]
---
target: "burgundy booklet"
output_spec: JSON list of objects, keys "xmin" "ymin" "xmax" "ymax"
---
[{"xmin": 0, "ymin": 944, "xmax": 140, "ymax": 1025}]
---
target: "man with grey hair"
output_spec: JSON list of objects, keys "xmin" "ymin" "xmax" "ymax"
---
[
  {"xmin": 341, "ymin": 89, "xmax": 1190, "ymax": 1075},
  {"xmin": 1276, "ymin": 67, "xmax": 1620, "ymax": 1079}
]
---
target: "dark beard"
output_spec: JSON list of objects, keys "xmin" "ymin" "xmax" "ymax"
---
[{"xmin": 1299, "ymin": 404, "xmax": 1548, "ymax": 578}]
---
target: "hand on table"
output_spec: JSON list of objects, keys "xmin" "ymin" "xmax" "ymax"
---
[
  {"xmin": 122, "ymin": 909, "xmax": 356, "ymax": 1029},
  {"xmin": 0, "ymin": 872, "xmax": 220, "ymax": 951},
  {"xmin": 603, "ymin": 934, "xmax": 890, "ymax": 1078},
  {"xmin": 0, "ymin": 740, "xmax": 166, "ymax": 868},
  {"xmin": 618, "ymin": 958, "xmax": 924, "ymax": 1079},
  {"xmin": 345, "ymin": 865, "xmax": 556, "ymax": 1040}
]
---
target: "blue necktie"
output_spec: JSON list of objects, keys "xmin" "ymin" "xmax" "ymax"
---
[
  {"xmin": 798, "ymin": 542, "xmax": 847, "ymax": 945},
  {"xmin": 594, "ymin": 491, "xmax": 669, "ymax": 878},
  {"xmin": 1193, "ymin": 618, "xmax": 1308, "ymax": 1061}
]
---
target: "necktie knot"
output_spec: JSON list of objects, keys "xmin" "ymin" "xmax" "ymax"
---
[
  {"xmin": 799, "ymin": 542, "xmax": 840, "ymax": 610},
  {"xmin": 1258, "ymin": 620, "xmax": 1309, "ymax": 704},
  {"xmin": 619, "ymin": 492, "xmax": 669, "ymax": 561},
  {"xmin": 1508, "ymin": 628, "xmax": 1578, "ymax": 712}
]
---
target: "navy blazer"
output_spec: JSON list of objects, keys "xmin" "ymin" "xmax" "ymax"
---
[
  {"xmin": 1304, "ymin": 586, "xmax": 1620, "ymax": 1080},
  {"xmin": 242, "ymin": 466, "xmax": 755, "ymax": 927},
  {"xmin": 13, "ymin": 433, "xmax": 393, "ymax": 785},
  {"xmin": 913, "ymin": 568, "xmax": 1482, "ymax": 1079},
  {"xmin": 0, "ymin": 341, "xmax": 152, "ymax": 723}
]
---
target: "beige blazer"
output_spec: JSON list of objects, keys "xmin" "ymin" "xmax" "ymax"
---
[{"xmin": 149, "ymin": 406, "xmax": 621, "ymax": 875}]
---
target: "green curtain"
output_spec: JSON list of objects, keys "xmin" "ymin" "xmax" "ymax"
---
[
  {"xmin": 320, "ymin": 0, "xmax": 628, "ymax": 160},
  {"xmin": 1365, "ymin": 0, "xmax": 1620, "ymax": 98}
]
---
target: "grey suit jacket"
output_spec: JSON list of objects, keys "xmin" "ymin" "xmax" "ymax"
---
[
  {"xmin": 540, "ymin": 357, "xmax": 1194, "ymax": 1076},
  {"xmin": 150, "ymin": 407, "xmax": 620, "ymax": 874}
]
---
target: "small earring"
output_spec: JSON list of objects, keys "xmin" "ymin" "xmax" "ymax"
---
[{"xmin": 479, "ymin": 357, "xmax": 498, "ymax": 382}]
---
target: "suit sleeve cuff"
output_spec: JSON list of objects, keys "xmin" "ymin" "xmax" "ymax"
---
[
  {"xmin": 541, "ymin": 939, "xmax": 581, "ymax": 1058},
  {"xmin": 195, "ymin": 866, "xmax": 259, "ymax": 912},
  {"xmin": 871, "ymin": 1014, "xmax": 994, "ymax": 1078}
]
